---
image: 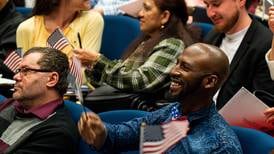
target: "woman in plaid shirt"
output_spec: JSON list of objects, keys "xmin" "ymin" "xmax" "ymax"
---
[{"xmin": 74, "ymin": 0, "xmax": 195, "ymax": 94}]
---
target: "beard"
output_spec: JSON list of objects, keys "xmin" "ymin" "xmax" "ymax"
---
[
  {"xmin": 165, "ymin": 76, "xmax": 204, "ymax": 102},
  {"xmin": 214, "ymin": 10, "xmax": 240, "ymax": 33}
]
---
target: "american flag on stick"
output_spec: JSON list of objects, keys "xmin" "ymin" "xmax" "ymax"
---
[
  {"xmin": 140, "ymin": 118, "xmax": 189, "ymax": 154},
  {"xmin": 70, "ymin": 56, "xmax": 83, "ymax": 86},
  {"xmin": 3, "ymin": 49, "xmax": 22, "ymax": 73},
  {"xmin": 47, "ymin": 28, "xmax": 70, "ymax": 50}
]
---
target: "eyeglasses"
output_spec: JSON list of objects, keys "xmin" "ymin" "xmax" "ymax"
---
[{"xmin": 15, "ymin": 67, "xmax": 52, "ymax": 76}]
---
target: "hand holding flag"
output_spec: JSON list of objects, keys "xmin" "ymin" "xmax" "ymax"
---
[{"xmin": 140, "ymin": 118, "xmax": 189, "ymax": 154}]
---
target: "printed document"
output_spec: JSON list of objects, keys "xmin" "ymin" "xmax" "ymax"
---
[{"xmin": 219, "ymin": 87, "xmax": 274, "ymax": 132}]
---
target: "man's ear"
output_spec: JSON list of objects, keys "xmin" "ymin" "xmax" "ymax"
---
[
  {"xmin": 160, "ymin": 10, "xmax": 171, "ymax": 25},
  {"xmin": 202, "ymin": 74, "xmax": 218, "ymax": 89},
  {"xmin": 46, "ymin": 72, "xmax": 59, "ymax": 88}
]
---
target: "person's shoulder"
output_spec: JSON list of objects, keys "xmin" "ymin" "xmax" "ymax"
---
[
  {"xmin": 17, "ymin": 16, "xmax": 36, "ymax": 32},
  {"xmin": 156, "ymin": 38, "xmax": 184, "ymax": 48},
  {"xmin": 45, "ymin": 105, "xmax": 78, "ymax": 135},
  {"xmin": 245, "ymin": 19, "xmax": 272, "ymax": 51},
  {"xmin": 250, "ymin": 18, "xmax": 272, "ymax": 38},
  {"xmin": 79, "ymin": 10, "xmax": 104, "ymax": 23}
]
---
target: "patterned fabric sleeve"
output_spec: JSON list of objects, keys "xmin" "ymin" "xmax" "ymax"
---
[
  {"xmin": 98, "ymin": 103, "xmax": 176, "ymax": 153},
  {"xmin": 94, "ymin": 0, "xmax": 129, "ymax": 15},
  {"xmin": 85, "ymin": 38, "xmax": 184, "ymax": 92}
]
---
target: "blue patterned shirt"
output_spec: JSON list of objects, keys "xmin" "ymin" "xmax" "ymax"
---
[{"xmin": 100, "ymin": 103, "xmax": 243, "ymax": 153}]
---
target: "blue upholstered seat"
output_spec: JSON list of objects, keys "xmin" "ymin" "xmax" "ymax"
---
[
  {"xmin": 100, "ymin": 15, "xmax": 141, "ymax": 60},
  {"xmin": 191, "ymin": 22, "xmax": 213, "ymax": 39},
  {"xmin": 231, "ymin": 126, "xmax": 274, "ymax": 154},
  {"xmin": 0, "ymin": 95, "xmax": 6, "ymax": 102},
  {"xmin": 99, "ymin": 109, "xmax": 149, "ymax": 124},
  {"xmin": 15, "ymin": 7, "xmax": 32, "ymax": 17},
  {"xmin": 64, "ymin": 100, "xmax": 96, "ymax": 154}
]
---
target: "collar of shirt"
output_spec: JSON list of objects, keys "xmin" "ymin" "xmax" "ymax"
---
[
  {"xmin": 14, "ymin": 99, "xmax": 63, "ymax": 120},
  {"xmin": 176, "ymin": 102, "xmax": 215, "ymax": 123}
]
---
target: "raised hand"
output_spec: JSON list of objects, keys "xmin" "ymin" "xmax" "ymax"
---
[
  {"xmin": 78, "ymin": 112, "xmax": 107, "ymax": 150},
  {"xmin": 264, "ymin": 107, "xmax": 274, "ymax": 126}
]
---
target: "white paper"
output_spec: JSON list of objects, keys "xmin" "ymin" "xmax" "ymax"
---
[
  {"xmin": 0, "ymin": 78, "xmax": 15, "ymax": 85},
  {"xmin": 219, "ymin": 87, "xmax": 274, "ymax": 132}
]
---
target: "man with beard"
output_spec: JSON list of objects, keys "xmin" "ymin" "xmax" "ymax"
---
[
  {"xmin": 78, "ymin": 43, "xmax": 243, "ymax": 153},
  {"xmin": 0, "ymin": 47, "xmax": 78, "ymax": 153},
  {"xmin": 203, "ymin": 0, "xmax": 274, "ymax": 109}
]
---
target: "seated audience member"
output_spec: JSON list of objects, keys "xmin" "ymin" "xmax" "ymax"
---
[
  {"xmin": 78, "ymin": 43, "xmax": 242, "ymax": 153},
  {"xmin": 266, "ymin": 6, "xmax": 274, "ymax": 80},
  {"xmin": 0, "ymin": 0, "xmax": 24, "ymax": 79},
  {"xmin": 0, "ymin": 47, "xmax": 78, "ymax": 153},
  {"xmin": 264, "ymin": 6, "xmax": 274, "ymax": 129},
  {"xmin": 203, "ymin": 0, "xmax": 274, "ymax": 109},
  {"xmin": 16, "ymin": 0, "xmax": 103, "ymax": 59},
  {"xmin": 74, "ymin": 0, "xmax": 195, "ymax": 94}
]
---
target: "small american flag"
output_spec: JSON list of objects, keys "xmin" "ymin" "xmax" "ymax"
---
[
  {"xmin": 3, "ymin": 49, "xmax": 22, "ymax": 73},
  {"xmin": 140, "ymin": 118, "xmax": 189, "ymax": 154},
  {"xmin": 70, "ymin": 56, "xmax": 83, "ymax": 86},
  {"xmin": 46, "ymin": 28, "xmax": 70, "ymax": 50}
]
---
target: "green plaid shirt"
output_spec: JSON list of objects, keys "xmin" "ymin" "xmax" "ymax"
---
[{"xmin": 85, "ymin": 38, "xmax": 184, "ymax": 92}]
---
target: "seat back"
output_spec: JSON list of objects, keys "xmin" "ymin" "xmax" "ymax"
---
[
  {"xmin": 99, "ymin": 109, "xmax": 149, "ymax": 124},
  {"xmin": 232, "ymin": 126, "xmax": 274, "ymax": 154},
  {"xmin": 0, "ymin": 95, "xmax": 6, "ymax": 102},
  {"xmin": 98, "ymin": 110, "xmax": 149, "ymax": 153},
  {"xmin": 192, "ymin": 6, "xmax": 212, "ymax": 24},
  {"xmin": 15, "ymin": 7, "xmax": 32, "ymax": 17},
  {"xmin": 64, "ymin": 100, "xmax": 96, "ymax": 154},
  {"xmin": 190, "ymin": 22, "xmax": 214, "ymax": 39},
  {"xmin": 100, "ymin": 15, "xmax": 141, "ymax": 60}
]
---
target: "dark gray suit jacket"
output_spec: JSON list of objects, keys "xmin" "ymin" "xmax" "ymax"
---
[{"xmin": 204, "ymin": 18, "xmax": 274, "ymax": 109}]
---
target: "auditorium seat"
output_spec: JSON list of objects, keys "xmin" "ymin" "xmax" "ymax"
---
[
  {"xmin": 232, "ymin": 126, "xmax": 274, "ymax": 154},
  {"xmin": 64, "ymin": 100, "xmax": 96, "ymax": 154},
  {"xmin": 100, "ymin": 15, "xmax": 141, "ymax": 60},
  {"xmin": 190, "ymin": 22, "xmax": 214, "ymax": 39},
  {"xmin": 15, "ymin": 7, "xmax": 32, "ymax": 17}
]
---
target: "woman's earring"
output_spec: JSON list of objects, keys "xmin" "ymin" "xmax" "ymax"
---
[{"xmin": 161, "ymin": 25, "xmax": 165, "ymax": 29}]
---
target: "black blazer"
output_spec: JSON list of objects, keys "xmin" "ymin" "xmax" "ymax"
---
[{"xmin": 204, "ymin": 18, "xmax": 274, "ymax": 109}]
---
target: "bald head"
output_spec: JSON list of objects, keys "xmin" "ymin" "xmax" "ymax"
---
[
  {"xmin": 168, "ymin": 43, "xmax": 229, "ymax": 110},
  {"xmin": 183, "ymin": 43, "xmax": 229, "ymax": 87}
]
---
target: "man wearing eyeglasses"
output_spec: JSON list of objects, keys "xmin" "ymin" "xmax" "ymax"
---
[{"xmin": 0, "ymin": 47, "xmax": 78, "ymax": 153}]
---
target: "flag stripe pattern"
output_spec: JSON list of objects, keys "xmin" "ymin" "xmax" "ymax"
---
[
  {"xmin": 70, "ymin": 56, "xmax": 83, "ymax": 86},
  {"xmin": 3, "ymin": 50, "xmax": 22, "ymax": 73},
  {"xmin": 142, "ymin": 119, "xmax": 189, "ymax": 154},
  {"xmin": 46, "ymin": 28, "xmax": 70, "ymax": 50}
]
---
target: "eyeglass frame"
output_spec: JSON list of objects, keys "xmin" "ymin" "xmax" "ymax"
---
[{"xmin": 14, "ymin": 67, "xmax": 53, "ymax": 76}]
